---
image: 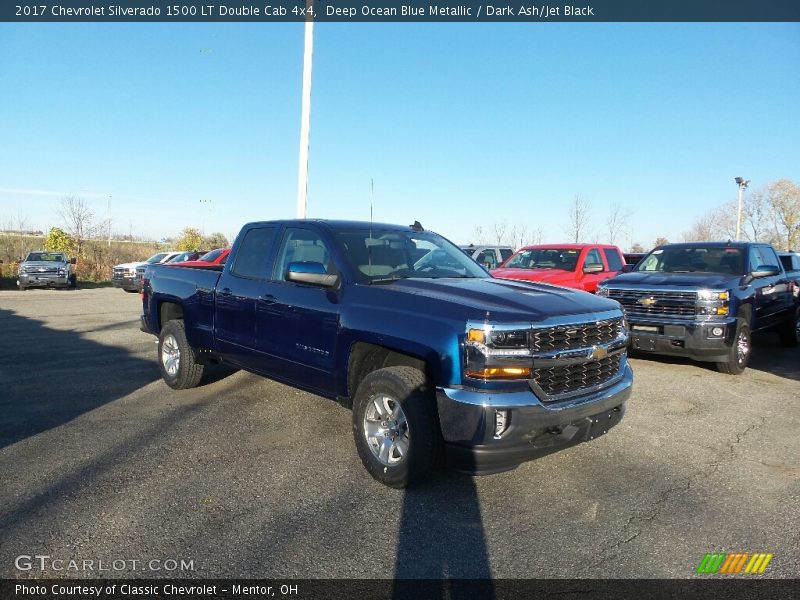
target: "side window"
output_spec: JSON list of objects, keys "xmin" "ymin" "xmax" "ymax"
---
[
  {"xmin": 748, "ymin": 247, "xmax": 762, "ymax": 272},
  {"xmin": 230, "ymin": 227, "xmax": 277, "ymax": 279},
  {"xmin": 499, "ymin": 248, "xmax": 513, "ymax": 262},
  {"xmin": 604, "ymin": 248, "xmax": 624, "ymax": 272},
  {"xmin": 476, "ymin": 249, "xmax": 497, "ymax": 269},
  {"xmin": 274, "ymin": 228, "xmax": 333, "ymax": 281},
  {"xmin": 759, "ymin": 246, "xmax": 780, "ymax": 269},
  {"xmin": 585, "ymin": 248, "xmax": 603, "ymax": 268}
]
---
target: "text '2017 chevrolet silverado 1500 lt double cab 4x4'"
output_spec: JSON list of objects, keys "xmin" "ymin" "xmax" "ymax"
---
[
  {"xmin": 597, "ymin": 242, "xmax": 797, "ymax": 374},
  {"xmin": 141, "ymin": 220, "xmax": 633, "ymax": 488}
]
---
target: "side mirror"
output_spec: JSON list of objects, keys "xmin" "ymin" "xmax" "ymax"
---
[
  {"xmin": 750, "ymin": 265, "xmax": 779, "ymax": 278},
  {"xmin": 286, "ymin": 261, "xmax": 338, "ymax": 287},
  {"xmin": 583, "ymin": 263, "xmax": 604, "ymax": 274},
  {"xmin": 621, "ymin": 264, "xmax": 634, "ymax": 273}
]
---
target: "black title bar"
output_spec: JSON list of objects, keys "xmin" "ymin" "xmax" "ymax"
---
[{"xmin": 3, "ymin": 0, "xmax": 800, "ymax": 22}]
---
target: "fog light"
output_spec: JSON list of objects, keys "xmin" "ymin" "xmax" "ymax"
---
[
  {"xmin": 494, "ymin": 409, "xmax": 509, "ymax": 439},
  {"xmin": 709, "ymin": 326, "xmax": 725, "ymax": 338}
]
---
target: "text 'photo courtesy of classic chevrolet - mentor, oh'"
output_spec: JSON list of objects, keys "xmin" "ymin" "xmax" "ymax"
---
[{"xmin": 140, "ymin": 220, "xmax": 633, "ymax": 488}]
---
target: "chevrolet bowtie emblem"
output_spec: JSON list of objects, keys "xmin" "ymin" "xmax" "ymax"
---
[
  {"xmin": 591, "ymin": 347, "xmax": 608, "ymax": 360},
  {"xmin": 637, "ymin": 297, "xmax": 657, "ymax": 307}
]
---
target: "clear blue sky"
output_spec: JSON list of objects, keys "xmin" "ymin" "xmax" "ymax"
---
[{"xmin": 1, "ymin": 22, "xmax": 798, "ymax": 249}]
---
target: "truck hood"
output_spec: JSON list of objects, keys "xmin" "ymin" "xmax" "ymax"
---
[
  {"xmin": 491, "ymin": 267, "xmax": 576, "ymax": 286},
  {"xmin": 114, "ymin": 261, "xmax": 146, "ymax": 269},
  {"xmin": 370, "ymin": 277, "xmax": 620, "ymax": 322},
  {"xmin": 604, "ymin": 272, "xmax": 740, "ymax": 288}
]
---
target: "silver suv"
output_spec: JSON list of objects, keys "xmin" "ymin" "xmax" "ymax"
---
[{"xmin": 459, "ymin": 245, "xmax": 515, "ymax": 270}]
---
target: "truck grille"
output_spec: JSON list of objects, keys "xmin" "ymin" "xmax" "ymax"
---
[
  {"xmin": 607, "ymin": 289, "xmax": 697, "ymax": 320},
  {"xmin": 530, "ymin": 317, "xmax": 623, "ymax": 353},
  {"xmin": 113, "ymin": 268, "xmax": 133, "ymax": 279},
  {"xmin": 528, "ymin": 316, "xmax": 626, "ymax": 400},
  {"xmin": 24, "ymin": 266, "xmax": 58, "ymax": 274},
  {"xmin": 534, "ymin": 354, "xmax": 622, "ymax": 397}
]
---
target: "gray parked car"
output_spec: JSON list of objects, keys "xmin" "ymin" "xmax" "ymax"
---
[{"xmin": 17, "ymin": 250, "xmax": 77, "ymax": 290}]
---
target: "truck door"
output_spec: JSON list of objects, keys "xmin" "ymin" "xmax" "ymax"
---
[
  {"xmin": 215, "ymin": 226, "xmax": 279, "ymax": 369},
  {"xmin": 253, "ymin": 227, "xmax": 341, "ymax": 394},
  {"xmin": 749, "ymin": 245, "xmax": 791, "ymax": 328},
  {"xmin": 580, "ymin": 247, "xmax": 607, "ymax": 293}
]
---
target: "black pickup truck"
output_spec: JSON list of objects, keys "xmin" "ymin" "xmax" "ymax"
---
[
  {"xmin": 141, "ymin": 219, "xmax": 633, "ymax": 487},
  {"xmin": 597, "ymin": 242, "xmax": 797, "ymax": 374}
]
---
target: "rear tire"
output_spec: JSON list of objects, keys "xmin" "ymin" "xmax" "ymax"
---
[
  {"xmin": 716, "ymin": 319, "xmax": 750, "ymax": 375},
  {"xmin": 158, "ymin": 320, "xmax": 204, "ymax": 389},
  {"xmin": 351, "ymin": 366, "xmax": 441, "ymax": 489}
]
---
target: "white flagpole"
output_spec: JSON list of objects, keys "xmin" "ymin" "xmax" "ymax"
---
[{"xmin": 296, "ymin": 13, "xmax": 314, "ymax": 219}]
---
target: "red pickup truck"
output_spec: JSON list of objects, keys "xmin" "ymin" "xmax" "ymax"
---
[{"xmin": 491, "ymin": 243, "xmax": 625, "ymax": 293}]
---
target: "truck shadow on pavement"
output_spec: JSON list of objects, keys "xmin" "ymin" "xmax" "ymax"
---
[
  {"xmin": 0, "ymin": 308, "xmax": 158, "ymax": 450},
  {"xmin": 392, "ymin": 473, "xmax": 495, "ymax": 594}
]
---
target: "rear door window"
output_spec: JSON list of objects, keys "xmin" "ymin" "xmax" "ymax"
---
[
  {"xmin": 604, "ymin": 248, "xmax": 624, "ymax": 271},
  {"xmin": 231, "ymin": 227, "xmax": 277, "ymax": 279}
]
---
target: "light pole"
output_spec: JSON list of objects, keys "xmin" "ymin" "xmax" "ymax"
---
[
  {"xmin": 296, "ymin": 1, "xmax": 314, "ymax": 219},
  {"xmin": 200, "ymin": 199, "xmax": 212, "ymax": 236},
  {"xmin": 734, "ymin": 177, "xmax": 750, "ymax": 240},
  {"xmin": 107, "ymin": 195, "xmax": 112, "ymax": 247}
]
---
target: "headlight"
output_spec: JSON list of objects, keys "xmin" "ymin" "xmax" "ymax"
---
[
  {"xmin": 596, "ymin": 286, "xmax": 610, "ymax": 297},
  {"xmin": 696, "ymin": 289, "xmax": 729, "ymax": 317},
  {"xmin": 465, "ymin": 324, "xmax": 532, "ymax": 380},
  {"xmin": 697, "ymin": 290, "xmax": 729, "ymax": 301},
  {"xmin": 58, "ymin": 268, "xmax": 67, "ymax": 275}
]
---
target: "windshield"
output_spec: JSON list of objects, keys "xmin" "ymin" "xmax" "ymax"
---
[
  {"xmin": 145, "ymin": 252, "xmax": 169, "ymax": 264},
  {"xmin": 503, "ymin": 248, "xmax": 580, "ymax": 271},
  {"xmin": 25, "ymin": 252, "xmax": 65, "ymax": 262},
  {"xmin": 635, "ymin": 246, "xmax": 744, "ymax": 275},
  {"xmin": 199, "ymin": 248, "xmax": 224, "ymax": 262},
  {"xmin": 335, "ymin": 229, "xmax": 489, "ymax": 282}
]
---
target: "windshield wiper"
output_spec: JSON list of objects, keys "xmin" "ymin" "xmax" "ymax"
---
[{"xmin": 369, "ymin": 276, "xmax": 408, "ymax": 285}]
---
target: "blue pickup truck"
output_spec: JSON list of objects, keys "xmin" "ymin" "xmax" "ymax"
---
[
  {"xmin": 597, "ymin": 241, "xmax": 797, "ymax": 374},
  {"xmin": 141, "ymin": 220, "xmax": 633, "ymax": 487}
]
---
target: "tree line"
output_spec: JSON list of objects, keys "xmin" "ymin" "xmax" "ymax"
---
[{"xmin": 468, "ymin": 179, "xmax": 799, "ymax": 253}]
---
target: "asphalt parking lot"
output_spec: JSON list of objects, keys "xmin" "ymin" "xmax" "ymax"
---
[{"xmin": 0, "ymin": 287, "xmax": 798, "ymax": 579}]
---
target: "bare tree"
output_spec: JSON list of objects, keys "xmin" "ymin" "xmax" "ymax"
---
[
  {"xmin": 766, "ymin": 179, "xmax": 800, "ymax": 250},
  {"xmin": 681, "ymin": 207, "xmax": 726, "ymax": 242},
  {"xmin": 605, "ymin": 203, "xmax": 632, "ymax": 245},
  {"xmin": 507, "ymin": 224, "xmax": 528, "ymax": 248},
  {"xmin": 566, "ymin": 195, "xmax": 592, "ymax": 243},
  {"xmin": 59, "ymin": 196, "xmax": 105, "ymax": 255},
  {"xmin": 469, "ymin": 225, "xmax": 487, "ymax": 245},
  {"xmin": 653, "ymin": 237, "xmax": 669, "ymax": 248},
  {"xmin": 493, "ymin": 221, "xmax": 508, "ymax": 246},
  {"xmin": 630, "ymin": 242, "xmax": 645, "ymax": 253}
]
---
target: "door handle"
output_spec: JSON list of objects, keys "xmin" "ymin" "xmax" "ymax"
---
[{"xmin": 258, "ymin": 294, "xmax": 277, "ymax": 304}]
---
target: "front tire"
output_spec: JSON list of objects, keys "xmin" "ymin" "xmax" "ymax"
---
[
  {"xmin": 716, "ymin": 319, "xmax": 750, "ymax": 375},
  {"xmin": 158, "ymin": 320, "xmax": 204, "ymax": 389},
  {"xmin": 351, "ymin": 366, "xmax": 441, "ymax": 488}
]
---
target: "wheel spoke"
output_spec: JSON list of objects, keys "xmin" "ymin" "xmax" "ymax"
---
[
  {"xmin": 392, "ymin": 438, "xmax": 408, "ymax": 461},
  {"xmin": 371, "ymin": 397, "xmax": 389, "ymax": 418},
  {"xmin": 378, "ymin": 437, "xmax": 392, "ymax": 464}
]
